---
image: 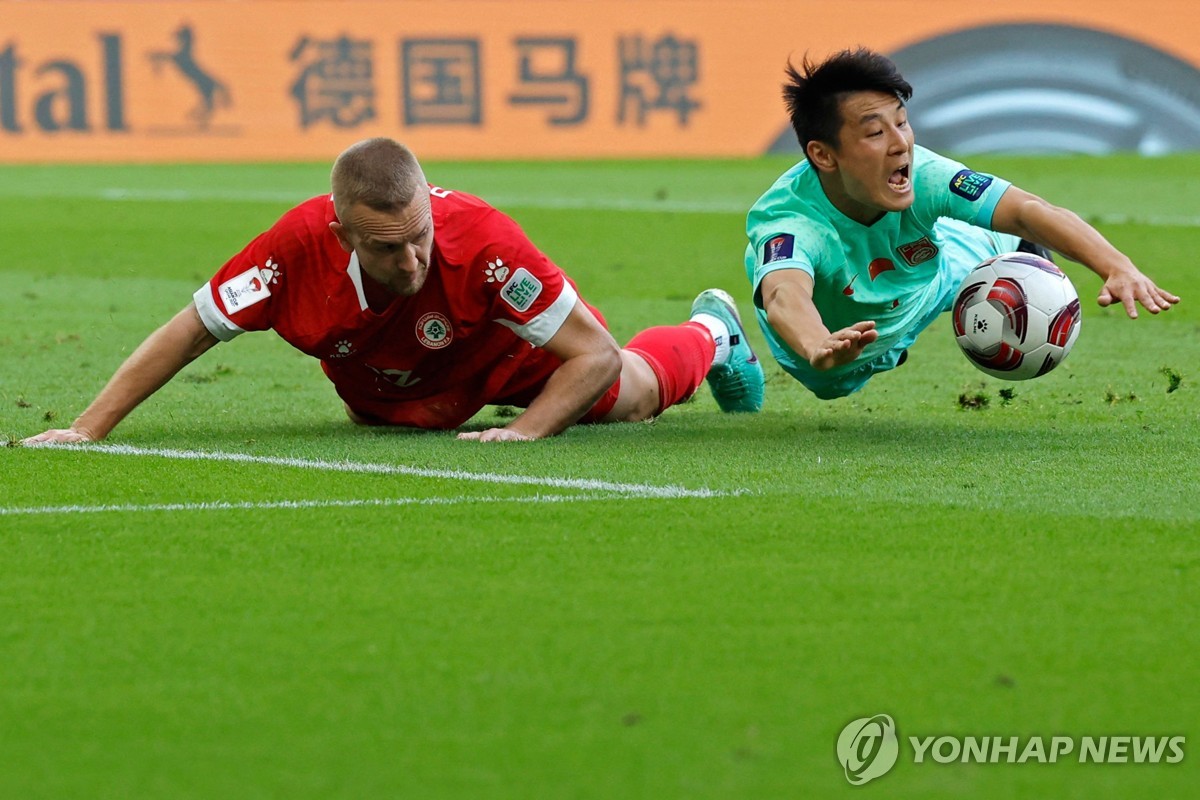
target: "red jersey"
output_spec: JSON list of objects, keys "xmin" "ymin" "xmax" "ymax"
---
[{"xmin": 193, "ymin": 187, "xmax": 601, "ymax": 429}]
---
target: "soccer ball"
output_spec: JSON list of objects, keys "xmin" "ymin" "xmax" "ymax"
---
[{"xmin": 952, "ymin": 252, "xmax": 1081, "ymax": 380}]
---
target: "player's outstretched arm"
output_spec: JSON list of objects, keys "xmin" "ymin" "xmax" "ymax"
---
[
  {"xmin": 22, "ymin": 304, "xmax": 220, "ymax": 445},
  {"xmin": 760, "ymin": 269, "xmax": 878, "ymax": 371},
  {"xmin": 991, "ymin": 186, "xmax": 1180, "ymax": 319},
  {"xmin": 456, "ymin": 303, "xmax": 622, "ymax": 442}
]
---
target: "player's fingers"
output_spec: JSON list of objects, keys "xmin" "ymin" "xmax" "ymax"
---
[
  {"xmin": 810, "ymin": 347, "xmax": 835, "ymax": 370},
  {"xmin": 456, "ymin": 431, "xmax": 481, "ymax": 441},
  {"xmin": 21, "ymin": 430, "xmax": 82, "ymax": 445},
  {"xmin": 1151, "ymin": 287, "xmax": 1180, "ymax": 308},
  {"xmin": 1122, "ymin": 292, "xmax": 1139, "ymax": 319},
  {"xmin": 466, "ymin": 428, "xmax": 524, "ymax": 443}
]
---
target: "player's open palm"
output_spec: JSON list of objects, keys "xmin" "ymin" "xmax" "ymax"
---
[
  {"xmin": 809, "ymin": 321, "xmax": 879, "ymax": 371},
  {"xmin": 22, "ymin": 428, "xmax": 93, "ymax": 446}
]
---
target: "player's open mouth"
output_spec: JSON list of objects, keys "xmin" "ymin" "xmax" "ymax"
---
[{"xmin": 888, "ymin": 165, "xmax": 911, "ymax": 192}]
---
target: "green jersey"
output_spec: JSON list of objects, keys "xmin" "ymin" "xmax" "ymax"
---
[{"xmin": 745, "ymin": 145, "xmax": 1012, "ymax": 388}]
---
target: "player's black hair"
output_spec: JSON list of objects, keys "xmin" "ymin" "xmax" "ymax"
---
[{"xmin": 783, "ymin": 48, "xmax": 913, "ymax": 162}]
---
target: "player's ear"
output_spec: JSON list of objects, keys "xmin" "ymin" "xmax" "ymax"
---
[
  {"xmin": 807, "ymin": 140, "xmax": 838, "ymax": 173},
  {"xmin": 329, "ymin": 220, "xmax": 354, "ymax": 254}
]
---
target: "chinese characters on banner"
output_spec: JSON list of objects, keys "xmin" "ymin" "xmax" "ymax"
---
[{"xmin": 288, "ymin": 33, "xmax": 701, "ymax": 130}]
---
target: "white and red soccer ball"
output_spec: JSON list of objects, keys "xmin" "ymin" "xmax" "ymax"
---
[{"xmin": 952, "ymin": 252, "xmax": 1081, "ymax": 380}]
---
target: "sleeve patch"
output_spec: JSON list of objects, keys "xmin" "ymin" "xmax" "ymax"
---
[
  {"xmin": 763, "ymin": 233, "xmax": 795, "ymax": 264},
  {"xmin": 499, "ymin": 267, "xmax": 543, "ymax": 312},
  {"xmin": 949, "ymin": 169, "xmax": 994, "ymax": 201},
  {"xmin": 496, "ymin": 282, "xmax": 578, "ymax": 347},
  {"xmin": 193, "ymin": 284, "xmax": 246, "ymax": 342},
  {"xmin": 218, "ymin": 266, "xmax": 271, "ymax": 315}
]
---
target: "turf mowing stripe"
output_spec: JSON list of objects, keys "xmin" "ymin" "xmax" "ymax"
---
[
  {"xmin": 0, "ymin": 493, "xmax": 624, "ymax": 517},
  {"xmin": 9, "ymin": 186, "xmax": 1200, "ymax": 226},
  {"xmin": 30, "ymin": 443, "xmax": 737, "ymax": 499}
]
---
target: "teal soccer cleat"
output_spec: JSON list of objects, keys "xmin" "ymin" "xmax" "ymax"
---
[{"xmin": 690, "ymin": 288, "xmax": 765, "ymax": 413}]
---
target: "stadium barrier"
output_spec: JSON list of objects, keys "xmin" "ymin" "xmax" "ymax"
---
[{"xmin": 1, "ymin": 0, "xmax": 1197, "ymax": 162}]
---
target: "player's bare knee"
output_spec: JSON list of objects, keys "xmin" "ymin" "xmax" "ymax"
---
[
  {"xmin": 601, "ymin": 350, "xmax": 662, "ymax": 423},
  {"xmin": 344, "ymin": 403, "xmax": 371, "ymax": 425}
]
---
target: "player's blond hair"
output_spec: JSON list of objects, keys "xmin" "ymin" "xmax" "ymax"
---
[{"xmin": 331, "ymin": 138, "xmax": 426, "ymax": 220}]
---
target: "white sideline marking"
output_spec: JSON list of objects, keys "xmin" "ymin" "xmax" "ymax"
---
[
  {"xmin": 26, "ymin": 443, "xmax": 736, "ymax": 499},
  {"xmin": 0, "ymin": 494, "xmax": 615, "ymax": 517},
  {"xmin": 10, "ymin": 185, "xmax": 1197, "ymax": 226}
]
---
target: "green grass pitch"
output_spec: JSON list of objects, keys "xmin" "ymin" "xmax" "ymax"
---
[{"xmin": 1, "ymin": 155, "xmax": 1198, "ymax": 798}]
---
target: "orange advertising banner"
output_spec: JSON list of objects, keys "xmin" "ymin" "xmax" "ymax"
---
[{"xmin": 0, "ymin": 0, "xmax": 1197, "ymax": 162}]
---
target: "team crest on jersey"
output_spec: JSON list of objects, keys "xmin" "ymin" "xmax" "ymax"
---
[
  {"xmin": 500, "ymin": 268, "xmax": 543, "ymax": 312},
  {"xmin": 896, "ymin": 236, "xmax": 939, "ymax": 266},
  {"xmin": 416, "ymin": 312, "xmax": 453, "ymax": 349},
  {"xmin": 484, "ymin": 258, "xmax": 511, "ymax": 284},
  {"xmin": 949, "ymin": 169, "xmax": 993, "ymax": 201},
  {"xmin": 218, "ymin": 266, "xmax": 271, "ymax": 314}
]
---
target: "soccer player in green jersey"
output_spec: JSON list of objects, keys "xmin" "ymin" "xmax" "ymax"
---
[{"xmin": 746, "ymin": 48, "xmax": 1179, "ymax": 399}]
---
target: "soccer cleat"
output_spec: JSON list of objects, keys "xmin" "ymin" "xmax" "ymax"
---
[{"xmin": 690, "ymin": 288, "xmax": 765, "ymax": 413}]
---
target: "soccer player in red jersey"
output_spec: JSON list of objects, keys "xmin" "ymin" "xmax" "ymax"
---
[{"xmin": 24, "ymin": 138, "xmax": 764, "ymax": 445}]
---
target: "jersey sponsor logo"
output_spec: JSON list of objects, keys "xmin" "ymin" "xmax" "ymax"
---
[
  {"xmin": 368, "ymin": 364, "xmax": 422, "ymax": 388},
  {"xmin": 499, "ymin": 268, "xmax": 543, "ymax": 313},
  {"xmin": 484, "ymin": 258, "xmax": 511, "ymax": 284},
  {"xmin": 259, "ymin": 256, "xmax": 282, "ymax": 285},
  {"xmin": 328, "ymin": 339, "xmax": 356, "ymax": 359},
  {"xmin": 218, "ymin": 266, "xmax": 271, "ymax": 314},
  {"xmin": 763, "ymin": 233, "xmax": 795, "ymax": 264},
  {"xmin": 869, "ymin": 258, "xmax": 896, "ymax": 280},
  {"xmin": 416, "ymin": 312, "xmax": 453, "ymax": 349},
  {"xmin": 950, "ymin": 169, "xmax": 993, "ymax": 201},
  {"xmin": 896, "ymin": 236, "xmax": 939, "ymax": 266}
]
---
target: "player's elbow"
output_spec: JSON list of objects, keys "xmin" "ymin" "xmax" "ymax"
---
[{"xmin": 593, "ymin": 340, "xmax": 623, "ymax": 388}]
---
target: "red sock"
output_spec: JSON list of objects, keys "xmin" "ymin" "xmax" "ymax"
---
[{"xmin": 625, "ymin": 322, "xmax": 714, "ymax": 414}]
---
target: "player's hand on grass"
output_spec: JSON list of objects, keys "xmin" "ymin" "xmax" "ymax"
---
[
  {"xmin": 21, "ymin": 428, "xmax": 94, "ymax": 446},
  {"xmin": 809, "ymin": 321, "xmax": 878, "ymax": 371},
  {"xmin": 1097, "ymin": 267, "xmax": 1180, "ymax": 319},
  {"xmin": 457, "ymin": 427, "xmax": 535, "ymax": 443}
]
